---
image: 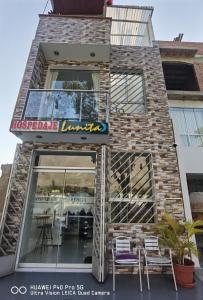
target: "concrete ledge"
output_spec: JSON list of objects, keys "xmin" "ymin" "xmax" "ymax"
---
[{"xmin": 167, "ymin": 90, "xmax": 203, "ymax": 101}]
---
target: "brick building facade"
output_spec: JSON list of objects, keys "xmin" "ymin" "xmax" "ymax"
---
[{"xmin": 0, "ymin": 2, "xmax": 185, "ymax": 280}]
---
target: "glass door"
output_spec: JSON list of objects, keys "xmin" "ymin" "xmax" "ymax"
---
[
  {"xmin": 18, "ymin": 167, "xmax": 96, "ymax": 269},
  {"xmin": 56, "ymin": 171, "xmax": 95, "ymax": 267},
  {"xmin": 18, "ymin": 170, "xmax": 65, "ymax": 267}
]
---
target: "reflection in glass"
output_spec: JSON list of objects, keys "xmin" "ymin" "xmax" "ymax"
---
[
  {"xmin": 111, "ymin": 73, "xmax": 145, "ymax": 113},
  {"xmin": 180, "ymin": 135, "xmax": 189, "ymax": 147},
  {"xmin": 19, "ymin": 165, "xmax": 95, "ymax": 266},
  {"xmin": 184, "ymin": 109, "xmax": 197, "ymax": 135},
  {"xmin": 58, "ymin": 172, "xmax": 95, "ymax": 264},
  {"xmin": 37, "ymin": 153, "xmax": 96, "ymax": 168},
  {"xmin": 170, "ymin": 108, "xmax": 187, "ymax": 134},
  {"xmin": 50, "ymin": 69, "xmax": 100, "ymax": 91},
  {"xmin": 195, "ymin": 109, "xmax": 203, "ymax": 134},
  {"xmin": 189, "ymin": 135, "xmax": 202, "ymax": 147},
  {"xmin": 19, "ymin": 172, "xmax": 64, "ymax": 264},
  {"xmin": 170, "ymin": 108, "xmax": 203, "ymax": 147},
  {"xmin": 24, "ymin": 91, "xmax": 100, "ymax": 121}
]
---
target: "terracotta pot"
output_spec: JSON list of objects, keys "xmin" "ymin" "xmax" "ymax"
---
[{"xmin": 173, "ymin": 259, "xmax": 195, "ymax": 288}]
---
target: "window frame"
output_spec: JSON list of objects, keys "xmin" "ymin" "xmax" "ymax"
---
[
  {"xmin": 44, "ymin": 65, "xmax": 100, "ymax": 90},
  {"xmin": 110, "ymin": 69, "xmax": 146, "ymax": 114},
  {"xmin": 109, "ymin": 151, "xmax": 156, "ymax": 224},
  {"xmin": 170, "ymin": 107, "xmax": 203, "ymax": 147}
]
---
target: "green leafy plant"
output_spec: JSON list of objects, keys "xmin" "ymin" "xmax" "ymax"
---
[{"xmin": 155, "ymin": 213, "xmax": 203, "ymax": 265}]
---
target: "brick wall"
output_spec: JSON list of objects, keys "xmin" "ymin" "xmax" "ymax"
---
[{"xmin": 35, "ymin": 15, "xmax": 111, "ymax": 45}]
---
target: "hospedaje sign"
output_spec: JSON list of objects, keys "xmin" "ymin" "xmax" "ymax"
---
[
  {"xmin": 11, "ymin": 120, "xmax": 59, "ymax": 132},
  {"xmin": 10, "ymin": 120, "xmax": 108, "ymax": 134}
]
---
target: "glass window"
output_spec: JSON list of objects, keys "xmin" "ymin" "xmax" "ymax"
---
[
  {"xmin": 19, "ymin": 170, "xmax": 95, "ymax": 266},
  {"xmin": 110, "ymin": 152, "xmax": 155, "ymax": 223},
  {"xmin": 170, "ymin": 108, "xmax": 187, "ymax": 134},
  {"xmin": 36, "ymin": 153, "xmax": 96, "ymax": 168},
  {"xmin": 184, "ymin": 109, "xmax": 198, "ymax": 135},
  {"xmin": 110, "ymin": 71, "xmax": 145, "ymax": 114},
  {"xmin": 170, "ymin": 108, "xmax": 203, "ymax": 147},
  {"xmin": 49, "ymin": 69, "xmax": 100, "ymax": 91},
  {"xmin": 195, "ymin": 109, "xmax": 203, "ymax": 134}
]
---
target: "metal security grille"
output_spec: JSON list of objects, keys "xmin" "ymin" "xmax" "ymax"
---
[
  {"xmin": 109, "ymin": 152, "xmax": 156, "ymax": 223},
  {"xmin": 110, "ymin": 71, "xmax": 145, "ymax": 114}
]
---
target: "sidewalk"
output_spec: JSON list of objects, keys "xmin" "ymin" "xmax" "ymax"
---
[{"xmin": 0, "ymin": 272, "xmax": 202, "ymax": 300}]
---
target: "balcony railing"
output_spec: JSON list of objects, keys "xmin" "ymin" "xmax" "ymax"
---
[{"xmin": 23, "ymin": 89, "xmax": 109, "ymax": 122}]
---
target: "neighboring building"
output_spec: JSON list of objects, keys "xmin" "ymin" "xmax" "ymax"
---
[
  {"xmin": 0, "ymin": 1, "xmax": 185, "ymax": 280},
  {"xmin": 0, "ymin": 165, "xmax": 12, "ymax": 219},
  {"xmin": 159, "ymin": 40, "xmax": 203, "ymax": 266}
]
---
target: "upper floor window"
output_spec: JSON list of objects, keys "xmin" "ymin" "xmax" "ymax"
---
[
  {"xmin": 170, "ymin": 107, "xmax": 203, "ymax": 147},
  {"xmin": 162, "ymin": 62, "xmax": 199, "ymax": 91},
  {"xmin": 48, "ymin": 69, "xmax": 100, "ymax": 91},
  {"xmin": 110, "ymin": 71, "xmax": 145, "ymax": 114}
]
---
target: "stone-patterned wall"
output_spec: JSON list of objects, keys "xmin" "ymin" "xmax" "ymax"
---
[
  {"xmin": 12, "ymin": 41, "xmax": 41, "ymax": 120},
  {"xmin": 35, "ymin": 15, "xmax": 111, "ymax": 45},
  {"xmin": 109, "ymin": 43, "xmax": 184, "ymax": 217},
  {"xmin": 12, "ymin": 14, "xmax": 111, "ymax": 121},
  {"xmin": 107, "ymin": 43, "xmax": 184, "ymax": 273}
]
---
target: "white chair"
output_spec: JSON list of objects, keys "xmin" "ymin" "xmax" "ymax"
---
[
  {"xmin": 112, "ymin": 236, "xmax": 142, "ymax": 292},
  {"xmin": 143, "ymin": 236, "xmax": 177, "ymax": 291}
]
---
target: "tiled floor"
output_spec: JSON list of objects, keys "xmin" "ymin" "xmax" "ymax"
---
[{"xmin": 0, "ymin": 272, "xmax": 203, "ymax": 300}]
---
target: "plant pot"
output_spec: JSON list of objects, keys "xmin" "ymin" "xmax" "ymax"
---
[{"xmin": 173, "ymin": 259, "xmax": 195, "ymax": 288}]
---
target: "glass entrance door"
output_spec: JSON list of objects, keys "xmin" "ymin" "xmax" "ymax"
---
[
  {"xmin": 57, "ymin": 171, "xmax": 95, "ymax": 266},
  {"xmin": 18, "ymin": 166, "xmax": 95, "ymax": 269}
]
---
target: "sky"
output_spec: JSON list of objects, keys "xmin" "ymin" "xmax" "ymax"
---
[{"xmin": 0, "ymin": 0, "xmax": 203, "ymax": 167}]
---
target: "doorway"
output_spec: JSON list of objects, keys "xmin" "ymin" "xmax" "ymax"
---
[{"xmin": 18, "ymin": 152, "xmax": 96, "ymax": 269}]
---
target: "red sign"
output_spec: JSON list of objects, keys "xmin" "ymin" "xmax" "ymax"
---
[{"xmin": 11, "ymin": 120, "xmax": 59, "ymax": 132}]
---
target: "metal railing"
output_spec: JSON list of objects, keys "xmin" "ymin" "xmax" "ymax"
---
[{"xmin": 23, "ymin": 89, "xmax": 109, "ymax": 122}]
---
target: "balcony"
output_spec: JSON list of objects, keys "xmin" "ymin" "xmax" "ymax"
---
[{"xmin": 11, "ymin": 89, "xmax": 109, "ymax": 144}]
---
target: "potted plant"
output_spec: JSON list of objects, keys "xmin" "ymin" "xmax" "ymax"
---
[{"xmin": 155, "ymin": 213, "xmax": 203, "ymax": 288}]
